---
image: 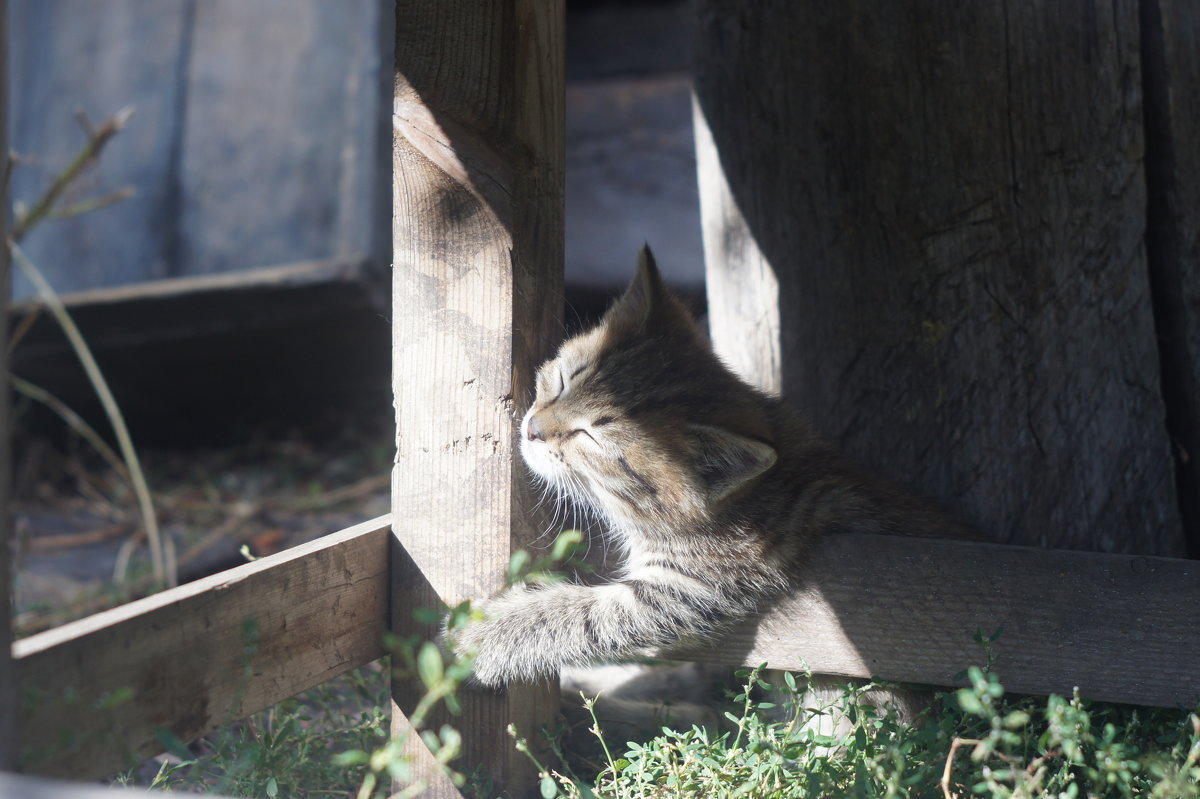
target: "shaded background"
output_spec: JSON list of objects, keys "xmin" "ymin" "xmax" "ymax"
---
[{"xmin": 7, "ymin": 0, "xmax": 701, "ymax": 444}]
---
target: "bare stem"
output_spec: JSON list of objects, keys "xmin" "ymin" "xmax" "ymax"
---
[
  {"xmin": 941, "ymin": 737, "xmax": 981, "ymax": 799},
  {"xmin": 10, "ymin": 374, "xmax": 130, "ymax": 482},
  {"xmin": 10, "ymin": 105, "xmax": 135, "ymax": 242},
  {"xmin": 10, "ymin": 243, "xmax": 171, "ymax": 587}
]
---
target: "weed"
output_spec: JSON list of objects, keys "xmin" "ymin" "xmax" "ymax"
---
[{"xmin": 521, "ymin": 664, "xmax": 1200, "ymax": 799}]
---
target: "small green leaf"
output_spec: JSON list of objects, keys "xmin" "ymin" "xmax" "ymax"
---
[
  {"xmin": 265, "ymin": 777, "xmax": 278, "ymax": 798},
  {"xmin": 1004, "ymin": 710, "xmax": 1031, "ymax": 728},
  {"xmin": 95, "ymin": 685, "xmax": 135, "ymax": 711},
  {"xmin": 540, "ymin": 774, "xmax": 559, "ymax": 798},
  {"xmin": 551, "ymin": 529, "xmax": 584, "ymax": 561},
  {"xmin": 956, "ymin": 689, "xmax": 984, "ymax": 715},
  {"xmin": 417, "ymin": 642, "xmax": 444, "ymax": 689},
  {"xmin": 333, "ymin": 749, "xmax": 369, "ymax": 766},
  {"xmin": 413, "ymin": 606, "xmax": 442, "ymax": 626},
  {"xmin": 508, "ymin": 550, "xmax": 532, "ymax": 582}
]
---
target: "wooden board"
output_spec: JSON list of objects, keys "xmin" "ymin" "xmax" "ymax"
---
[
  {"xmin": 14, "ymin": 515, "xmax": 391, "ymax": 779},
  {"xmin": 390, "ymin": 1, "xmax": 565, "ymax": 795},
  {"xmin": 1143, "ymin": 0, "xmax": 1200, "ymax": 557},
  {"xmin": 9, "ymin": 257, "xmax": 390, "ymax": 446},
  {"xmin": 684, "ymin": 533, "xmax": 1200, "ymax": 709},
  {"xmin": 693, "ymin": 0, "xmax": 1185, "ymax": 557}
]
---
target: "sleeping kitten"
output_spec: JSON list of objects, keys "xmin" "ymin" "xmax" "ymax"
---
[{"xmin": 452, "ymin": 246, "xmax": 966, "ymax": 686}]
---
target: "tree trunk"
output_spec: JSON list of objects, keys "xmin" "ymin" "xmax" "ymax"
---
[{"xmin": 694, "ymin": 0, "xmax": 1188, "ymax": 556}]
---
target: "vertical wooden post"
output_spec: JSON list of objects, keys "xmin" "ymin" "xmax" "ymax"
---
[
  {"xmin": 390, "ymin": 2, "xmax": 563, "ymax": 796},
  {"xmin": 0, "ymin": 0, "xmax": 15, "ymax": 771},
  {"xmin": 693, "ymin": 0, "xmax": 1183, "ymax": 556}
]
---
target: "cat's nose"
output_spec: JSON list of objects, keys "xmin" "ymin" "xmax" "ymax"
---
[{"xmin": 526, "ymin": 413, "xmax": 546, "ymax": 442}]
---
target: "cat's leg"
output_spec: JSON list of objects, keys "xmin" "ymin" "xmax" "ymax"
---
[{"xmin": 453, "ymin": 578, "xmax": 727, "ymax": 686}]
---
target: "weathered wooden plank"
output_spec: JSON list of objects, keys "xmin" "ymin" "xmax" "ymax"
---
[
  {"xmin": 179, "ymin": 0, "xmax": 388, "ymax": 277},
  {"xmin": 9, "ymin": 257, "xmax": 389, "ymax": 446},
  {"xmin": 390, "ymin": 0, "xmax": 565, "ymax": 795},
  {"xmin": 7, "ymin": 0, "xmax": 190, "ymax": 298},
  {"xmin": 15, "ymin": 515, "xmax": 391, "ymax": 779},
  {"xmin": 685, "ymin": 533, "xmax": 1200, "ymax": 709},
  {"xmin": 1143, "ymin": 0, "xmax": 1200, "ymax": 557},
  {"xmin": 0, "ymin": 0, "xmax": 16, "ymax": 769},
  {"xmin": 694, "ymin": 0, "xmax": 1184, "ymax": 557}
]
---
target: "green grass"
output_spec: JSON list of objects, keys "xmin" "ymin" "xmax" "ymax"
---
[
  {"xmin": 117, "ymin": 663, "xmax": 391, "ymax": 798},
  {"xmin": 125, "ymin": 643, "xmax": 1199, "ymax": 799},
  {"xmin": 530, "ymin": 664, "xmax": 1200, "ymax": 799}
]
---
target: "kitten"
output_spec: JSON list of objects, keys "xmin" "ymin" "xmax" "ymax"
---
[{"xmin": 452, "ymin": 246, "xmax": 966, "ymax": 686}]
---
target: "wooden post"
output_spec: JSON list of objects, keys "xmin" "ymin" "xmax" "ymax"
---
[
  {"xmin": 693, "ymin": 0, "xmax": 1185, "ymax": 556},
  {"xmin": 390, "ymin": 2, "xmax": 564, "ymax": 796},
  {"xmin": 1141, "ymin": 0, "xmax": 1200, "ymax": 558},
  {"xmin": 0, "ymin": 0, "xmax": 16, "ymax": 770}
]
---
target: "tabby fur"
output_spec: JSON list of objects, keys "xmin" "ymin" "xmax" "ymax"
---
[{"xmin": 453, "ymin": 247, "xmax": 965, "ymax": 686}]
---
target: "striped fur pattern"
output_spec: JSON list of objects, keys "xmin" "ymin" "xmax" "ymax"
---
[{"xmin": 455, "ymin": 247, "xmax": 964, "ymax": 686}]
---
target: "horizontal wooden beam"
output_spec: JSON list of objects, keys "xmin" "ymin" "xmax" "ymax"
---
[
  {"xmin": 15, "ymin": 515, "xmax": 391, "ymax": 779},
  {"xmin": 686, "ymin": 533, "xmax": 1200, "ymax": 708}
]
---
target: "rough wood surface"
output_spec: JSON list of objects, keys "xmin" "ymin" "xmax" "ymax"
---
[
  {"xmin": 0, "ymin": 0, "xmax": 15, "ymax": 770},
  {"xmin": 693, "ymin": 0, "xmax": 1185, "ymax": 556},
  {"xmin": 15, "ymin": 515, "xmax": 391, "ymax": 779},
  {"xmin": 1142, "ymin": 0, "xmax": 1200, "ymax": 557},
  {"xmin": 390, "ymin": 1, "xmax": 564, "ymax": 795},
  {"xmin": 685, "ymin": 533, "xmax": 1200, "ymax": 709}
]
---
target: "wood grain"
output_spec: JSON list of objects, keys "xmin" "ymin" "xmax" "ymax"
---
[
  {"xmin": 1142, "ymin": 0, "xmax": 1200, "ymax": 556},
  {"xmin": 14, "ymin": 515, "xmax": 391, "ymax": 779},
  {"xmin": 684, "ymin": 533, "xmax": 1200, "ymax": 709},
  {"xmin": 390, "ymin": 1, "xmax": 564, "ymax": 795},
  {"xmin": 694, "ymin": 0, "xmax": 1185, "ymax": 557}
]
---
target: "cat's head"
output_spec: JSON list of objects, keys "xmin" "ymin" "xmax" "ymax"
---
[{"xmin": 520, "ymin": 247, "xmax": 777, "ymax": 531}]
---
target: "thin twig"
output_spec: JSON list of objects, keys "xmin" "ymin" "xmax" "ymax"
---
[
  {"xmin": 10, "ymin": 105, "xmax": 135, "ymax": 242},
  {"xmin": 25, "ymin": 523, "xmax": 129, "ymax": 552},
  {"xmin": 10, "ymin": 243, "xmax": 170, "ymax": 587},
  {"xmin": 49, "ymin": 185, "xmax": 136, "ymax": 222},
  {"xmin": 173, "ymin": 502, "xmax": 262, "ymax": 568},
  {"xmin": 941, "ymin": 737, "xmax": 979, "ymax": 799},
  {"xmin": 7, "ymin": 304, "xmax": 43, "ymax": 354},
  {"xmin": 10, "ymin": 374, "xmax": 131, "ymax": 483},
  {"xmin": 275, "ymin": 472, "xmax": 391, "ymax": 511}
]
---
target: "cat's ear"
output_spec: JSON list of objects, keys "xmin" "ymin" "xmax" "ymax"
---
[
  {"xmin": 687, "ymin": 424, "xmax": 778, "ymax": 502},
  {"xmin": 607, "ymin": 245, "xmax": 667, "ymax": 329}
]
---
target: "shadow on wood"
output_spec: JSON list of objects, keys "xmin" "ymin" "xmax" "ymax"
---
[{"xmin": 681, "ymin": 533, "xmax": 1200, "ymax": 709}]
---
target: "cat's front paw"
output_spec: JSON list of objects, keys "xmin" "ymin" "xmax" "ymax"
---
[
  {"xmin": 450, "ymin": 592, "xmax": 528, "ymax": 687},
  {"xmin": 450, "ymin": 586, "xmax": 564, "ymax": 687}
]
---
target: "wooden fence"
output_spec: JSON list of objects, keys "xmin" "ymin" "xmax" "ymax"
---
[{"xmin": 4, "ymin": 2, "xmax": 1200, "ymax": 797}]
